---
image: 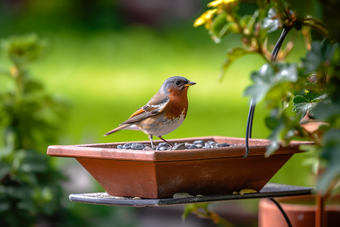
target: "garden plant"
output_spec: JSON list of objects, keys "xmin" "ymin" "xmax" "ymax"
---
[
  {"xmin": 0, "ymin": 34, "xmax": 85, "ymax": 227},
  {"xmin": 183, "ymin": 0, "xmax": 340, "ymax": 225}
]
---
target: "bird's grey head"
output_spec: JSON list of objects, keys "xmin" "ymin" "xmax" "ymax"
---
[{"xmin": 159, "ymin": 76, "xmax": 195, "ymax": 94}]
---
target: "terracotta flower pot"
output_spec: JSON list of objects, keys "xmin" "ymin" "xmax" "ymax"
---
[
  {"xmin": 259, "ymin": 195, "xmax": 340, "ymax": 227},
  {"xmin": 47, "ymin": 136, "xmax": 310, "ymax": 199}
]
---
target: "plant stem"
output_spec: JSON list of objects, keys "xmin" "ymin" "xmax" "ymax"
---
[
  {"xmin": 275, "ymin": 0, "xmax": 288, "ymax": 18},
  {"xmin": 193, "ymin": 209, "xmax": 237, "ymax": 227},
  {"xmin": 304, "ymin": 17, "xmax": 327, "ymax": 28},
  {"xmin": 9, "ymin": 63, "xmax": 25, "ymax": 149},
  {"xmin": 11, "ymin": 64, "xmax": 24, "ymax": 103},
  {"xmin": 302, "ymin": 21, "xmax": 329, "ymax": 38},
  {"xmin": 258, "ymin": 50, "xmax": 279, "ymax": 71}
]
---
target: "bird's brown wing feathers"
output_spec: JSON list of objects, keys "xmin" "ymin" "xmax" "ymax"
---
[
  {"xmin": 121, "ymin": 97, "xmax": 170, "ymax": 125},
  {"xmin": 104, "ymin": 96, "xmax": 170, "ymax": 136},
  {"xmin": 104, "ymin": 124, "xmax": 131, "ymax": 136}
]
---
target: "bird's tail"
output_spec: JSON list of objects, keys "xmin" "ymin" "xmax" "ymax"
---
[{"xmin": 104, "ymin": 124, "xmax": 130, "ymax": 136}]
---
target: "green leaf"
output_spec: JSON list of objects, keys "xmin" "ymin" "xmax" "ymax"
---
[
  {"xmin": 264, "ymin": 107, "xmax": 302, "ymax": 157},
  {"xmin": 0, "ymin": 164, "xmax": 11, "ymax": 180},
  {"xmin": 17, "ymin": 196, "xmax": 37, "ymax": 215},
  {"xmin": 240, "ymin": 15, "xmax": 252, "ymax": 28},
  {"xmin": 293, "ymin": 90, "xmax": 331, "ymax": 118},
  {"xmin": 219, "ymin": 48, "xmax": 254, "ymax": 80},
  {"xmin": 293, "ymin": 95, "xmax": 309, "ymax": 105},
  {"xmin": 0, "ymin": 146, "xmax": 13, "ymax": 160},
  {"xmin": 244, "ymin": 63, "xmax": 298, "ymax": 103},
  {"xmin": 275, "ymin": 63, "xmax": 298, "ymax": 82},
  {"xmin": 314, "ymin": 102, "xmax": 340, "ymax": 121},
  {"xmin": 23, "ymin": 79, "xmax": 43, "ymax": 94},
  {"xmin": 244, "ymin": 64, "xmax": 274, "ymax": 102},
  {"xmin": 265, "ymin": 108, "xmax": 280, "ymax": 131},
  {"xmin": 211, "ymin": 13, "xmax": 228, "ymax": 38},
  {"xmin": 18, "ymin": 150, "xmax": 48, "ymax": 173},
  {"xmin": 0, "ymin": 201, "xmax": 10, "ymax": 212},
  {"xmin": 293, "ymin": 102, "xmax": 317, "ymax": 119},
  {"xmin": 182, "ymin": 203, "xmax": 209, "ymax": 222},
  {"xmin": 17, "ymin": 172, "xmax": 38, "ymax": 186},
  {"xmin": 182, "ymin": 204, "xmax": 195, "ymax": 222},
  {"xmin": 301, "ymin": 40, "xmax": 339, "ymax": 74},
  {"xmin": 262, "ymin": 8, "xmax": 281, "ymax": 33},
  {"xmin": 3, "ymin": 185, "xmax": 31, "ymax": 200},
  {"xmin": 265, "ymin": 116, "xmax": 280, "ymax": 130},
  {"xmin": 1, "ymin": 34, "xmax": 47, "ymax": 66},
  {"xmin": 266, "ymin": 140, "xmax": 280, "ymax": 157},
  {"xmin": 240, "ymin": 14, "xmax": 257, "ymax": 34},
  {"xmin": 210, "ymin": 12, "xmax": 241, "ymax": 44},
  {"xmin": 211, "ymin": 21, "xmax": 239, "ymax": 44},
  {"xmin": 258, "ymin": 28, "xmax": 268, "ymax": 44},
  {"xmin": 265, "ymin": 113, "xmax": 286, "ymax": 157}
]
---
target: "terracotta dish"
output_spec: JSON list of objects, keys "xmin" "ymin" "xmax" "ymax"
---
[{"xmin": 47, "ymin": 136, "xmax": 311, "ymax": 199}]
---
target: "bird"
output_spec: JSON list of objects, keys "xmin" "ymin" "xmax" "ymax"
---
[{"xmin": 104, "ymin": 76, "xmax": 196, "ymax": 149}]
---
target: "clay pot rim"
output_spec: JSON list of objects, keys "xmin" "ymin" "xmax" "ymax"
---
[
  {"xmin": 47, "ymin": 136, "xmax": 313, "ymax": 162},
  {"xmin": 261, "ymin": 195, "xmax": 340, "ymax": 212}
]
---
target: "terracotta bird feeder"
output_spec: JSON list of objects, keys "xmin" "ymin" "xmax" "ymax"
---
[{"xmin": 47, "ymin": 136, "xmax": 310, "ymax": 199}]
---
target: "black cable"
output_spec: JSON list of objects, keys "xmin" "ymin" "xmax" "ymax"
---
[
  {"xmin": 248, "ymin": 101, "xmax": 256, "ymax": 138},
  {"xmin": 244, "ymin": 27, "xmax": 291, "ymax": 158},
  {"xmin": 271, "ymin": 27, "xmax": 291, "ymax": 61},
  {"xmin": 244, "ymin": 98, "xmax": 256, "ymax": 158},
  {"xmin": 243, "ymin": 26, "xmax": 294, "ymax": 227},
  {"xmin": 269, "ymin": 198, "xmax": 293, "ymax": 227}
]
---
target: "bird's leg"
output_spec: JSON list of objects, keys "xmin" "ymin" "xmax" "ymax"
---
[
  {"xmin": 148, "ymin": 134, "xmax": 155, "ymax": 149},
  {"xmin": 158, "ymin": 136, "xmax": 173, "ymax": 147}
]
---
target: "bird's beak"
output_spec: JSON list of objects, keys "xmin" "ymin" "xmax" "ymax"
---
[{"xmin": 185, "ymin": 81, "xmax": 196, "ymax": 87}]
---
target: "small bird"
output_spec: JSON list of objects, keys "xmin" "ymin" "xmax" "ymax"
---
[{"xmin": 104, "ymin": 76, "xmax": 196, "ymax": 148}]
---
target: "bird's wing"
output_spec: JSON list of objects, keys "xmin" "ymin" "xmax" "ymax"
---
[{"xmin": 120, "ymin": 97, "xmax": 170, "ymax": 125}]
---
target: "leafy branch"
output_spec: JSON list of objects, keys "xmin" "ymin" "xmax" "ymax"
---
[{"xmin": 194, "ymin": 0, "xmax": 340, "ymax": 197}]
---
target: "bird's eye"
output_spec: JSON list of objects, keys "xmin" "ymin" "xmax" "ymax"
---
[{"xmin": 175, "ymin": 81, "xmax": 181, "ymax": 85}]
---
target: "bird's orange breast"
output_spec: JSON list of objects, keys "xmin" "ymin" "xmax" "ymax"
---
[{"xmin": 165, "ymin": 87, "xmax": 189, "ymax": 120}]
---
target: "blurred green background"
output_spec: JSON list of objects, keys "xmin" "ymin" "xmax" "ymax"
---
[{"xmin": 0, "ymin": 0, "xmax": 314, "ymax": 226}]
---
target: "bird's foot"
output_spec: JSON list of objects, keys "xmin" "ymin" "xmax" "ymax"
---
[{"xmin": 158, "ymin": 136, "xmax": 173, "ymax": 147}]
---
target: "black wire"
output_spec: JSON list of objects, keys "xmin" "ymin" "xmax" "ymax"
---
[
  {"xmin": 270, "ymin": 198, "xmax": 293, "ymax": 227},
  {"xmin": 244, "ymin": 27, "xmax": 291, "ymax": 159},
  {"xmin": 271, "ymin": 27, "xmax": 291, "ymax": 61},
  {"xmin": 248, "ymin": 101, "xmax": 256, "ymax": 138},
  {"xmin": 244, "ymin": 98, "xmax": 256, "ymax": 158}
]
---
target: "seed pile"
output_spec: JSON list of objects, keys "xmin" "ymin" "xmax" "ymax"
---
[{"xmin": 116, "ymin": 140, "xmax": 238, "ymax": 151}]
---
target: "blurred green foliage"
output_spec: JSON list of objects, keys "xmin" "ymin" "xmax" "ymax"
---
[
  {"xmin": 0, "ymin": 34, "xmax": 80, "ymax": 226},
  {"xmin": 0, "ymin": 32, "xmax": 138, "ymax": 227}
]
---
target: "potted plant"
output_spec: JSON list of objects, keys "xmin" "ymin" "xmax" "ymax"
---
[{"xmin": 186, "ymin": 0, "xmax": 340, "ymax": 225}]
